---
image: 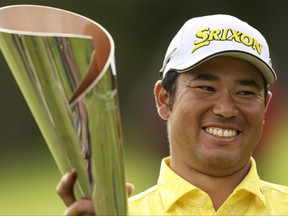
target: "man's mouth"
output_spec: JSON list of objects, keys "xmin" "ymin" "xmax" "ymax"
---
[{"xmin": 204, "ymin": 127, "xmax": 239, "ymax": 138}]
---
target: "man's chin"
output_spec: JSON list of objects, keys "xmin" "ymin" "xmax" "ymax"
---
[{"xmin": 197, "ymin": 154, "xmax": 245, "ymax": 176}]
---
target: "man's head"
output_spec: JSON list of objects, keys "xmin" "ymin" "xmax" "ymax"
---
[
  {"xmin": 159, "ymin": 14, "xmax": 276, "ymax": 84},
  {"xmin": 154, "ymin": 14, "xmax": 276, "ymax": 177}
]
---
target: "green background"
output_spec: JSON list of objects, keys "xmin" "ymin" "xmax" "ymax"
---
[{"xmin": 0, "ymin": 1, "xmax": 287, "ymax": 215}]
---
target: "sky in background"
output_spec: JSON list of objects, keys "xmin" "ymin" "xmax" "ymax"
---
[{"xmin": 0, "ymin": 0, "xmax": 287, "ymax": 214}]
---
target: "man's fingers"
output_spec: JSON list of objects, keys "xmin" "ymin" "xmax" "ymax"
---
[
  {"xmin": 64, "ymin": 198, "xmax": 95, "ymax": 216},
  {"xmin": 56, "ymin": 170, "xmax": 133, "ymax": 215},
  {"xmin": 56, "ymin": 169, "xmax": 77, "ymax": 206},
  {"xmin": 126, "ymin": 182, "xmax": 134, "ymax": 196}
]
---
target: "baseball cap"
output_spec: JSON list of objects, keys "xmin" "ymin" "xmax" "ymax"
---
[{"xmin": 160, "ymin": 14, "xmax": 277, "ymax": 84}]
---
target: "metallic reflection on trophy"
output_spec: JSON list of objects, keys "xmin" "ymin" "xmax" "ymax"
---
[{"xmin": 0, "ymin": 5, "xmax": 127, "ymax": 215}]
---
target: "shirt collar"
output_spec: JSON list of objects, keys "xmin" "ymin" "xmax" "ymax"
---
[
  {"xmin": 157, "ymin": 157, "xmax": 199, "ymax": 211},
  {"xmin": 233, "ymin": 157, "xmax": 266, "ymax": 206},
  {"xmin": 157, "ymin": 157, "xmax": 266, "ymax": 211}
]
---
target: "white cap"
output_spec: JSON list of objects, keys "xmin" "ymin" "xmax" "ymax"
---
[{"xmin": 160, "ymin": 14, "xmax": 277, "ymax": 84}]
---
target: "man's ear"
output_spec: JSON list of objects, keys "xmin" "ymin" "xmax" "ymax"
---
[
  {"xmin": 154, "ymin": 80, "xmax": 170, "ymax": 120},
  {"xmin": 265, "ymin": 91, "xmax": 272, "ymax": 111}
]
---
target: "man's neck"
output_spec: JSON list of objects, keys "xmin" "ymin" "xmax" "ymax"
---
[{"xmin": 170, "ymin": 160, "xmax": 251, "ymax": 211}]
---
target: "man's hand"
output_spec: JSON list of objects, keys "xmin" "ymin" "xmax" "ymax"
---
[{"xmin": 56, "ymin": 170, "xmax": 134, "ymax": 216}]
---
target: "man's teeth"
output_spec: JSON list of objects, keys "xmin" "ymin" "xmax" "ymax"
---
[{"xmin": 205, "ymin": 127, "xmax": 237, "ymax": 138}]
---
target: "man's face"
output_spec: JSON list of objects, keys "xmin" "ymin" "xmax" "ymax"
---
[{"xmin": 155, "ymin": 56, "xmax": 271, "ymax": 177}]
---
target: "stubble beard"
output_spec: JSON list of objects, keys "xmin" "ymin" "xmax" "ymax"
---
[{"xmin": 192, "ymin": 149, "xmax": 251, "ymax": 177}]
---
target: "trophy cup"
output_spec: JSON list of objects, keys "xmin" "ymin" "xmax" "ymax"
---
[{"xmin": 0, "ymin": 5, "xmax": 127, "ymax": 215}]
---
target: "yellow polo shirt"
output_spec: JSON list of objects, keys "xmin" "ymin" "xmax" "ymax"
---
[{"xmin": 128, "ymin": 157, "xmax": 288, "ymax": 215}]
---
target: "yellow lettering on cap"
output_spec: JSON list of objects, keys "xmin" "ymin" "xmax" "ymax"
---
[
  {"xmin": 208, "ymin": 29, "xmax": 221, "ymax": 40},
  {"xmin": 241, "ymin": 34, "xmax": 253, "ymax": 46},
  {"xmin": 221, "ymin": 28, "xmax": 229, "ymax": 40},
  {"xmin": 192, "ymin": 28, "xmax": 210, "ymax": 52},
  {"xmin": 252, "ymin": 40, "xmax": 263, "ymax": 54},
  {"xmin": 227, "ymin": 29, "xmax": 241, "ymax": 42},
  {"xmin": 191, "ymin": 28, "xmax": 263, "ymax": 55}
]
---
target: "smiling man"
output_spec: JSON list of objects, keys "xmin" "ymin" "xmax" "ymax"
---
[{"xmin": 57, "ymin": 14, "xmax": 288, "ymax": 215}]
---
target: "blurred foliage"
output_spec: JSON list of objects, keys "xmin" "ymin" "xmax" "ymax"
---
[
  {"xmin": 0, "ymin": 0, "xmax": 287, "ymax": 214},
  {"xmin": 0, "ymin": 137, "xmax": 64, "ymax": 214},
  {"xmin": 0, "ymin": 137, "xmax": 162, "ymax": 215}
]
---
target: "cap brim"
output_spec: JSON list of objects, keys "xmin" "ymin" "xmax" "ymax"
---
[{"xmin": 174, "ymin": 51, "xmax": 277, "ymax": 85}]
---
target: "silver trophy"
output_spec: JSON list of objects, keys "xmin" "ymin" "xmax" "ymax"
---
[{"xmin": 0, "ymin": 5, "xmax": 127, "ymax": 215}]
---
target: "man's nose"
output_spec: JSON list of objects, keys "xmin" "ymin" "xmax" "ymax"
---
[{"xmin": 212, "ymin": 92, "xmax": 238, "ymax": 118}]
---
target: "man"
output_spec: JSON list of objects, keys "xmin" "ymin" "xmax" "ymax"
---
[{"xmin": 57, "ymin": 14, "xmax": 288, "ymax": 215}]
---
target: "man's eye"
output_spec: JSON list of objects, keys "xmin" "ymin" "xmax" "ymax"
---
[
  {"xmin": 199, "ymin": 86, "xmax": 215, "ymax": 92},
  {"xmin": 238, "ymin": 91, "xmax": 254, "ymax": 95}
]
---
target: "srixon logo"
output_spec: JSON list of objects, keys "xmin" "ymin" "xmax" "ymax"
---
[{"xmin": 192, "ymin": 28, "xmax": 263, "ymax": 55}]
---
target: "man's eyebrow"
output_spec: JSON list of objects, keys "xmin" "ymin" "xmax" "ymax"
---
[
  {"xmin": 190, "ymin": 74, "xmax": 261, "ymax": 89},
  {"xmin": 235, "ymin": 79, "xmax": 261, "ymax": 89},
  {"xmin": 191, "ymin": 73, "xmax": 220, "ymax": 81}
]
